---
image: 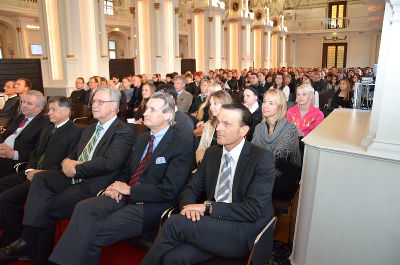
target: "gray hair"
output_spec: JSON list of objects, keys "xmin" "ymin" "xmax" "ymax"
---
[
  {"xmin": 95, "ymin": 86, "xmax": 121, "ymax": 112},
  {"xmin": 173, "ymin": 75, "xmax": 187, "ymax": 85},
  {"xmin": 150, "ymin": 91, "xmax": 175, "ymax": 125},
  {"xmin": 296, "ymin": 83, "xmax": 314, "ymax": 95},
  {"xmin": 26, "ymin": 90, "xmax": 46, "ymax": 109},
  {"xmin": 48, "ymin": 96, "xmax": 72, "ymax": 116}
]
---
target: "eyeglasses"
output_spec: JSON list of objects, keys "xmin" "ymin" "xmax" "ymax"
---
[{"xmin": 91, "ymin": 99, "xmax": 115, "ymax": 105}]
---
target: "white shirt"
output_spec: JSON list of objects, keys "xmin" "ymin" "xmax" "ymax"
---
[
  {"xmin": 80, "ymin": 115, "xmax": 117, "ymax": 161},
  {"xmin": 4, "ymin": 116, "xmax": 35, "ymax": 160},
  {"xmin": 269, "ymin": 85, "xmax": 290, "ymax": 101},
  {"xmin": 214, "ymin": 138, "xmax": 246, "ymax": 203},
  {"xmin": 244, "ymin": 101, "xmax": 259, "ymax": 114}
]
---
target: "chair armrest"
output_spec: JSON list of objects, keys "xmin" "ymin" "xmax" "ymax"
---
[
  {"xmin": 159, "ymin": 205, "xmax": 178, "ymax": 232},
  {"xmin": 254, "ymin": 216, "xmax": 277, "ymax": 245},
  {"xmin": 247, "ymin": 216, "xmax": 277, "ymax": 265},
  {"xmin": 96, "ymin": 189, "xmax": 105, "ymax": 196}
]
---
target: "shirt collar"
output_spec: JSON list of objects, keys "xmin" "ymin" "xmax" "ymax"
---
[
  {"xmin": 151, "ymin": 125, "xmax": 170, "ymax": 140},
  {"xmin": 245, "ymin": 101, "xmax": 259, "ymax": 114},
  {"xmin": 55, "ymin": 119, "xmax": 70, "ymax": 128},
  {"xmin": 222, "ymin": 138, "xmax": 245, "ymax": 163},
  {"xmin": 96, "ymin": 115, "xmax": 117, "ymax": 131},
  {"xmin": 8, "ymin": 95, "xmax": 18, "ymax": 99},
  {"xmin": 177, "ymin": 90, "xmax": 183, "ymax": 96}
]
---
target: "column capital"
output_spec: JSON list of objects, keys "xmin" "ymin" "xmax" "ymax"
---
[
  {"xmin": 208, "ymin": 17, "xmax": 213, "ymax": 22},
  {"xmin": 154, "ymin": 3, "xmax": 160, "ymax": 10}
]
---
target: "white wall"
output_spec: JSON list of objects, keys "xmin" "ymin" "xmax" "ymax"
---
[
  {"xmin": 295, "ymin": 37, "xmax": 322, "ymax": 67},
  {"xmin": 23, "ymin": 29, "xmax": 42, "ymax": 58}
]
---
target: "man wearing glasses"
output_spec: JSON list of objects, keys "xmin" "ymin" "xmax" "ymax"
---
[
  {"xmin": 69, "ymin": 77, "xmax": 87, "ymax": 105},
  {"xmin": 0, "ymin": 87, "xmax": 135, "ymax": 264}
]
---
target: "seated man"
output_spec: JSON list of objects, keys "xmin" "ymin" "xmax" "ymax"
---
[
  {"xmin": 49, "ymin": 92, "xmax": 193, "ymax": 265},
  {"xmin": 69, "ymin": 77, "xmax": 87, "ymax": 105},
  {"xmin": 0, "ymin": 87, "xmax": 134, "ymax": 263},
  {"xmin": 0, "ymin": 90, "xmax": 50, "ymax": 178},
  {"xmin": 0, "ymin": 96, "xmax": 82, "ymax": 247},
  {"xmin": 0, "ymin": 81, "xmax": 19, "ymax": 129},
  {"xmin": 140, "ymin": 103, "xmax": 275, "ymax": 265},
  {"xmin": 174, "ymin": 75, "xmax": 193, "ymax": 113}
]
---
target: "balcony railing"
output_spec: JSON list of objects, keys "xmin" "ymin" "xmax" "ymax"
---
[
  {"xmin": 104, "ymin": 6, "xmax": 130, "ymax": 24},
  {"xmin": 286, "ymin": 16, "xmax": 371, "ymax": 32}
]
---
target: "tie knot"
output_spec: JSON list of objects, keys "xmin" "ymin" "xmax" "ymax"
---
[{"xmin": 224, "ymin": 153, "xmax": 231, "ymax": 163}]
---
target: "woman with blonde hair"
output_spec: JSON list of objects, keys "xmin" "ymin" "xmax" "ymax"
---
[
  {"xmin": 195, "ymin": 90, "xmax": 232, "ymax": 164},
  {"xmin": 252, "ymin": 89, "xmax": 302, "ymax": 197},
  {"xmin": 194, "ymin": 82, "xmax": 222, "ymax": 130},
  {"xmin": 286, "ymin": 84, "xmax": 324, "ymax": 137}
]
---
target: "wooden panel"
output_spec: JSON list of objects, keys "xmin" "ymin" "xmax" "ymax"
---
[
  {"xmin": 181, "ymin": 59, "xmax": 196, "ymax": 74},
  {"xmin": 109, "ymin": 59, "xmax": 135, "ymax": 79},
  {"xmin": 0, "ymin": 59, "xmax": 43, "ymax": 93}
]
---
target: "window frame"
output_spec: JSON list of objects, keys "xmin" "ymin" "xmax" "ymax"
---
[{"xmin": 328, "ymin": 1, "xmax": 347, "ymax": 29}]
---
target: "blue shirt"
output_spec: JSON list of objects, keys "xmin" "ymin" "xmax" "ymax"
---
[{"xmin": 140, "ymin": 125, "xmax": 170, "ymax": 161}]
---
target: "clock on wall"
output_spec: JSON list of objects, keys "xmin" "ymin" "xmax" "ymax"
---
[{"xmin": 231, "ymin": 0, "xmax": 240, "ymax": 11}]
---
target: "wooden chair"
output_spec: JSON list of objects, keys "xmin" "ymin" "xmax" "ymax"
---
[{"xmin": 71, "ymin": 104, "xmax": 92, "ymax": 121}]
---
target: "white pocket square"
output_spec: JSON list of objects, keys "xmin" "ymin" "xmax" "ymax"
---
[{"xmin": 156, "ymin": 157, "xmax": 166, "ymax": 164}]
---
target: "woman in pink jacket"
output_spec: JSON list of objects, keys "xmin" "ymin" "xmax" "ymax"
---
[{"xmin": 286, "ymin": 84, "xmax": 324, "ymax": 137}]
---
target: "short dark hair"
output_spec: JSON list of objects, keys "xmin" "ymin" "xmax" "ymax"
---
[
  {"xmin": 17, "ymin": 78, "xmax": 32, "ymax": 89},
  {"xmin": 221, "ymin": 103, "xmax": 252, "ymax": 128},
  {"xmin": 156, "ymin": 83, "xmax": 177, "ymax": 102},
  {"xmin": 48, "ymin": 96, "xmax": 72, "ymax": 112},
  {"xmin": 110, "ymin": 74, "xmax": 119, "ymax": 80}
]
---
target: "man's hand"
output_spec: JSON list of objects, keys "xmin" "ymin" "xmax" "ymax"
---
[
  {"xmin": 104, "ymin": 189, "xmax": 123, "ymax": 203},
  {"xmin": 0, "ymin": 143, "xmax": 15, "ymax": 159},
  {"xmin": 62, "ymin": 158, "xmax": 84, "ymax": 178},
  {"xmin": 107, "ymin": 181, "xmax": 131, "ymax": 195},
  {"xmin": 181, "ymin": 204, "xmax": 206, "ymax": 221},
  {"xmin": 26, "ymin": 170, "xmax": 44, "ymax": 181}
]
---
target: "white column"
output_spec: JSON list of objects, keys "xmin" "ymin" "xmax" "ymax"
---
[
  {"xmin": 154, "ymin": 3, "xmax": 161, "ymax": 57},
  {"xmin": 174, "ymin": 6, "xmax": 181, "ymax": 73},
  {"xmin": 291, "ymin": 36, "xmax": 296, "ymax": 67},
  {"xmin": 208, "ymin": 14, "xmax": 215, "ymax": 71},
  {"xmin": 280, "ymin": 33, "xmax": 286, "ymax": 67},
  {"xmin": 265, "ymin": 30, "xmax": 271, "ymax": 69}
]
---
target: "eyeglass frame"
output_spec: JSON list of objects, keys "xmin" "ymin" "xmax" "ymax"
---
[{"xmin": 90, "ymin": 99, "xmax": 117, "ymax": 105}]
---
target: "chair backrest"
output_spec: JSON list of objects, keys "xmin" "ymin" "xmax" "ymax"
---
[
  {"xmin": 249, "ymin": 216, "xmax": 277, "ymax": 265},
  {"xmin": 71, "ymin": 104, "xmax": 92, "ymax": 120}
]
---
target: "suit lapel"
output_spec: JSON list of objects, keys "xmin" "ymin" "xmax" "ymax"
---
[
  {"xmin": 231, "ymin": 141, "xmax": 251, "ymax": 201},
  {"xmin": 4, "ymin": 114, "xmax": 24, "ymax": 139},
  {"xmin": 92, "ymin": 118, "xmax": 120, "ymax": 156},
  {"xmin": 77, "ymin": 123, "xmax": 96, "ymax": 156},
  {"xmin": 16, "ymin": 114, "xmax": 42, "ymax": 139},
  {"xmin": 130, "ymin": 132, "xmax": 150, "ymax": 175},
  {"xmin": 207, "ymin": 146, "xmax": 223, "ymax": 200}
]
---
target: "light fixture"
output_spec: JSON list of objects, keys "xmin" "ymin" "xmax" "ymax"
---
[
  {"xmin": 27, "ymin": 25, "xmax": 40, "ymax": 29},
  {"xmin": 112, "ymin": 27, "xmax": 120, "ymax": 31}
]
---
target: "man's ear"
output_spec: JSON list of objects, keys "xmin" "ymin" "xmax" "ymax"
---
[{"xmin": 240, "ymin": 125, "xmax": 250, "ymax": 138}]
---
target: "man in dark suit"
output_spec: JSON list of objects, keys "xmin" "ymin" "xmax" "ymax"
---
[
  {"xmin": 0, "ymin": 81, "xmax": 19, "ymax": 129},
  {"xmin": 0, "ymin": 87, "xmax": 134, "ymax": 263},
  {"xmin": 0, "ymin": 96, "xmax": 82, "ymax": 247},
  {"xmin": 128, "ymin": 75, "xmax": 143, "ymax": 110},
  {"xmin": 49, "ymin": 91, "xmax": 193, "ymax": 265},
  {"xmin": 0, "ymin": 90, "xmax": 50, "ymax": 178},
  {"xmin": 140, "ymin": 103, "xmax": 275, "ymax": 265},
  {"xmin": 84, "ymin": 77, "xmax": 99, "ymax": 105},
  {"xmin": 69, "ymin": 77, "xmax": 87, "ymax": 105}
]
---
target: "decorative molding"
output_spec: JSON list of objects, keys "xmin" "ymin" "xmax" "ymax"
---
[
  {"xmin": 323, "ymin": 36, "xmax": 347, "ymax": 41},
  {"xmin": 222, "ymin": 20, "xmax": 225, "ymax": 24},
  {"xmin": 187, "ymin": 19, "xmax": 192, "ymax": 24},
  {"xmin": 128, "ymin": 37, "xmax": 131, "ymax": 40},
  {"xmin": 154, "ymin": 3, "xmax": 160, "ymax": 10},
  {"xmin": 132, "ymin": 57, "xmax": 137, "ymax": 59},
  {"xmin": 264, "ymin": 32, "xmax": 268, "ymax": 35},
  {"xmin": 224, "ymin": 27, "xmax": 227, "ymax": 31},
  {"xmin": 241, "ymin": 26, "xmax": 245, "ymax": 30},
  {"xmin": 42, "ymin": 57, "xmax": 48, "ymax": 60},
  {"xmin": 101, "ymin": 55, "xmax": 108, "ymax": 58},
  {"xmin": 129, "ymin": 7, "xmax": 135, "ymax": 14},
  {"xmin": 192, "ymin": 8, "xmax": 203, "ymax": 13},
  {"xmin": 209, "ymin": 57, "xmax": 214, "ymax": 59},
  {"xmin": 174, "ymin": 8, "xmax": 179, "ymax": 14},
  {"xmin": 16, "ymin": 27, "xmax": 21, "ymax": 33},
  {"xmin": 175, "ymin": 56, "xmax": 180, "ymax": 58},
  {"xmin": 66, "ymin": 54, "xmax": 74, "ymax": 58},
  {"xmin": 156, "ymin": 56, "xmax": 162, "ymax": 58},
  {"xmin": 208, "ymin": 17, "xmax": 213, "ymax": 22}
]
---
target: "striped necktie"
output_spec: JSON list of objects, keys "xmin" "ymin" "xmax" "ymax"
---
[
  {"xmin": 216, "ymin": 153, "xmax": 232, "ymax": 202},
  {"xmin": 128, "ymin": 135, "xmax": 155, "ymax": 186},
  {"xmin": 71, "ymin": 124, "xmax": 104, "ymax": 184},
  {"xmin": 10, "ymin": 118, "xmax": 28, "ymax": 136}
]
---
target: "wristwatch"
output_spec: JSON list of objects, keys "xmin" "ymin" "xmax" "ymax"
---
[{"xmin": 204, "ymin": 200, "xmax": 212, "ymax": 216}]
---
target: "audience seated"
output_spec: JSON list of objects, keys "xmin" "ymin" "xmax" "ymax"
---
[
  {"xmin": 120, "ymin": 77, "xmax": 134, "ymax": 101},
  {"xmin": 0, "ymin": 96, "xmax": 82, "ymax": 247},
  {"xmin": 49, "ymin": 92, "xmax": 193, "ymax": 265},
  {"xmin": 70, "ymin": 77, "xmax": 87, "ymax": 105},
  {"xmin": 286, "ymin": 84, "xmax": 324, "ymax": 137},
  {"xmin": 0, "ymin": 90, "xmax": 50, "ymax": 178},
  {"xmin": 270, "ymin": 73, "xmax": 290, "ymax": 101},
  {"xmin": 189, "ymin": 79, "xmax": 209, "ymax": 118},
  {"xmin": 185, "ymin": 73, "xmax": 198, "ymax": 96},
  {"xmin": 330, "ymin": 79, "xmax": 353, "ymax": 109},
  {"xmin": 140, "ymin": 103, "xmax": 275, "ymax": 265},
  {"xmin": 85, "ymin": 76, "xmax": 99, "ymax": 106},
  {"xmin": 301, "ymin": 74, "xmax": 319, "ymax": 108},
  {"xmin": 252, "ymin": 89, "xmax": 302, "ymax": 198},
  {"xmin": 128, "ymin": 75, "xmax": 144, "ymax": 111},
  {"xmin": 326, "ymin": 75, "xmax": 339, "ymax": 92},
  {"xmin": 0, "ymin": 87, "xmax": 134, "ymax": 263},
  {"xmin": 152, "ymin": 74, "xmax": 165, "ymax": 88},
  {"xmin": 174, "ymin": 75, "xmax": 193, "ymax": 113},
  {"xmin": 196, "ymin": 90, "xmax": 232, "ymax": 164},
  {"xmin": 243, "ymin": 87, "xmax": 262, "ymax": 141},
  {"xmin": 0, "ymin": 81, "xmax": 18, "ymax": 129},
  {"xmin": 133, "ymin": 83, "xmax": 156, "ymax": 124}
]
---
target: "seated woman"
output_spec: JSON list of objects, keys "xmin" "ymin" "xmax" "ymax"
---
[
  {"xmin": 189, "ymin": 79, "xmax": 209, "ymax": 117},
  {"xmin": 195, "ymin": 90, "xmax": 232, "ymax": 164},
  {"xmin": 301, "ymin": 74, "xmax": 319, "ymax": 109},
  {"xmin": 133, "ymin": 83, "xmax": 156, "ymax": 124},
  {"xmin": 269, "ymin": 73, "xmax": 290, "ymax": 101},
  {"xmin": 194, "ymin": 82, "xmax": 221, "ymax": 131},
  {"xmin": 286, "ymin": 84, "xmax": 324, "ymax": 137},
  {"xmin": 326, "ymin": 75, "xmax": 339, "ymax": 92},
  {"xmin": 331, "ymin": 79, "xmax": 353, "ymax": 109},
  {"xmin": 120, "ymin": 77, "xmax": 133, "ymax": 101},
  {"xmin": 252, "ymin": 89, "xmax": 302, "ymax": 198}
]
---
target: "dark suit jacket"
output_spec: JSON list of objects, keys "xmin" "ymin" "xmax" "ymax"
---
[
  {"xmin": 174, "ymin": 110, "xmax": 194, "ymax": 144},
  {"xmin": 179, "ymin": 141, "xmax": 275, "ymax": 250},
  {"xmin": 84, "ymin": 89, "xmax": 95, "ymax": 105},
  {"xmin": 0, "ymin": 96, "xmax": 19, "ymax": 128},
  {"xmin": 128, "ymin": 84, "xmax": 143, "ymax": 109},
  {"xmin": 26, "ymin": 120, "xmax": 83, "ymax": 170},
  {"xmin": 0, "ymin": 113, "xmax": 51, "ymax": 162},
  {"xmin": 70, "ymin": 89, "xmax": 87, "ymax": 105},
  {"xmin": 118, "ymin": 126, "xmax": 193, "ymax": 237},
  {"xmin": 67, "ymin": 117, "xmax": 134, "ymax": 194}
]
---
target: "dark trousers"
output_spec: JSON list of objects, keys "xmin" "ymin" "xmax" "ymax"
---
[
  {"xmin": 0, "ymin": 158, "xmax": 18, "ymax": 178},
  {"xmin": 140, "ymin": 214, "xmax": 249, "ymax": 265},
  {"xmin": 49, "ymin": 195, "xmax": 144, "ymax": 265},
  {"xmin": 21, "ymin": 170, "xmax": 93, "ymax": 264},
  {"xmin": 0, "ymin": 172, "xmax": 30, "ymax": 246}
]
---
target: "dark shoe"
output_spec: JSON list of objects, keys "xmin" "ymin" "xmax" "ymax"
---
[{"xmin": 0, "ymin": 238, "xmax": 36, "ymax": 260}]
